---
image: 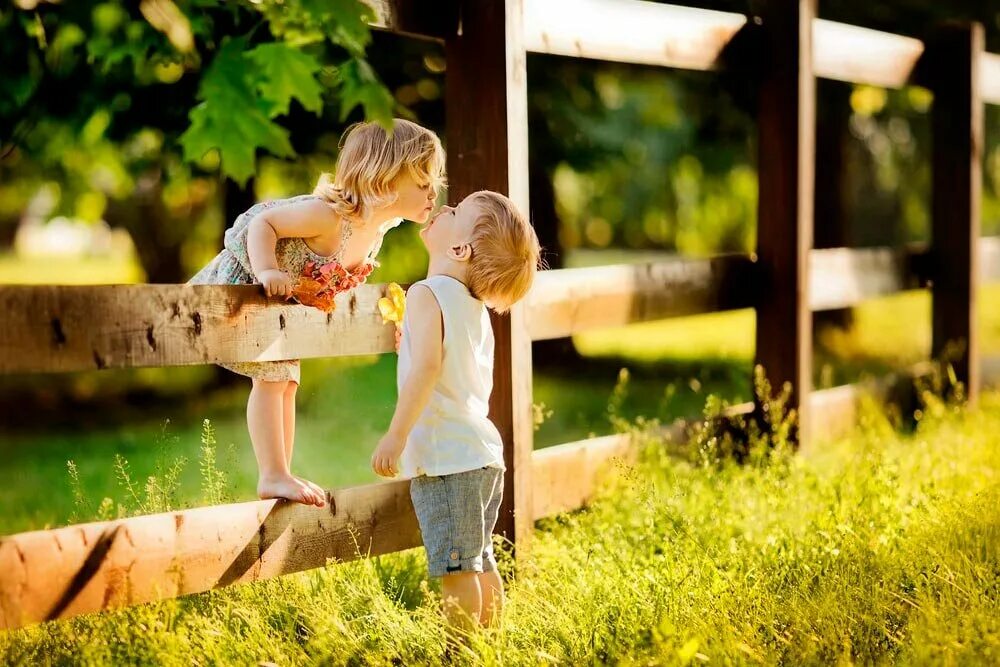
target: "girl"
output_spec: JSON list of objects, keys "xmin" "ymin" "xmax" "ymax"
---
[{"xmin": 189, "ymin": 119, "xmax": 445, "ymax": 507}]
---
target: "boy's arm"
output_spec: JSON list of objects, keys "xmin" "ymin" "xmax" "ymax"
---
[{"xmin": 371, "ymin": 285, "xmax": 443, "ymax": 477}]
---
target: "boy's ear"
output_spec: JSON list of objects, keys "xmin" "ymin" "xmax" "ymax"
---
[{"xmin": 447, "ymin": 243, "xmax": 473, "ymax": 263}]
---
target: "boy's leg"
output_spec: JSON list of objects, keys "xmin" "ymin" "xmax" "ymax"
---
[
  {"xmin": 477, "ymin": 467, "xmax": 505, "ymax": 627},
  {"xmin": 249, "ymin": 379, "xmax": 322, "ymax": 506},
  {"xmin": 441, "ymin": 571, "xmax": 482, "ymax": 630},
  {"xmin": 476, "ymin": 570, "xmax": 505, "ymax": 627},
  {"xmin": 280, "ymin": 381, "xmax": 324, "ymax": 499}
]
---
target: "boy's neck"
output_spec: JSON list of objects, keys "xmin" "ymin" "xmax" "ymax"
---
[{"xmin": 425, "ymin": 257, "xmax": 470, "ymax": 288}]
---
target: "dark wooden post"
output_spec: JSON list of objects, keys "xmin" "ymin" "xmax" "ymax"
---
[
  {"xmin": 444, "ymin": 0, "xmax": 534, "ymax": 554},
  {"xmin": 754, "ymin": 0, "xmax": 816, "ymax": 441},
  {"xmin": 927, "ymin": 23, "xmax": 983, "ymax": 404},
  {"xmin": 813, "ymin": 83, "xmax": 854, "ymax": 336}
]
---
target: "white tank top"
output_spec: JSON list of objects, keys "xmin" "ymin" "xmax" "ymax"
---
[{"xmin": 396, "ymin": 274, "xmax": 505, "ymax": 478}]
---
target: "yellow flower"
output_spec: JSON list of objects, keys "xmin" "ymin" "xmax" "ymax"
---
[{"xmin": 378, "ymin": 282, "xmax": 406, "ymax": 325}]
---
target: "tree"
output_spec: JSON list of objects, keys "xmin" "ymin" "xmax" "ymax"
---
[{"xmin": 0, "ymin": 0, "xmax": 394, "ymax": 282}]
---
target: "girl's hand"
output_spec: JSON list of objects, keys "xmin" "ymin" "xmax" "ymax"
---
[
  {"xmin": 259, "ymin": 269, "xmax": 294, "ymax": 298},
  {"xmin": 371, "ymin": 434, "xmax": 406, "ymax": 477}
]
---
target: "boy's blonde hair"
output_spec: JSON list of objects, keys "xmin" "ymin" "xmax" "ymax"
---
[
  {"xmin": 314, "ymin": 118, "xmax": 445, "ymax": 221},
  {"xmin": 466, "ymin": 191, "xmax": 541, "ymax": 314}
]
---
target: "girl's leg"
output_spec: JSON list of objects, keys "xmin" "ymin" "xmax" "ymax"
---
[
  {"xmin": 476, "ymin": 571, "xmax": 505, "ymax": 627},
  {"xmin": 281, "ymin": 382, "xmax": 325, "ymax": 499},
  {"xmin": 248, "ymin": 379, "xmax": 323, "ymax": 506},
  {"xmin": 441, "ymin": 572, "xmax": 482, "ymax": 630}
]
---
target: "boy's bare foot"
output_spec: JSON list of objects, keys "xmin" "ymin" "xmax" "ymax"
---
[{"xmin": 258, "ymin": 475, "xmax": 325, "ymax": 507}]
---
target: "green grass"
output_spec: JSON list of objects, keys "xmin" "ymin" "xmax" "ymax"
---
[
  {"xmin": 0, "ymin": 252, "xmax": 144, "ymax": 285},
  {"xmin": 3, "ymin": 390, "xmax": 998, "ymax": 664}
]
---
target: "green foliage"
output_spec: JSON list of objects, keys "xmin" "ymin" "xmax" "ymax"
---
[
  {"xmin": 198, "ymin": 418, "xmax": 230, "ymax": 506},
  {"xmin": 63, "ymin": 418, "xmax": 233, "ymax": 523},
  {"xmin": 689, "ymin": 365, "xmax": 797, "ymax": 466},
  {"xmin": 2, "ymin": 0, "xmax": 393, "ymax": 187}
]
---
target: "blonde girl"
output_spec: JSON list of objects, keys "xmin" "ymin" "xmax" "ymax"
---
[{"xmin": 190, "ymin": 119, "xmax": 445, "ymax": 507}]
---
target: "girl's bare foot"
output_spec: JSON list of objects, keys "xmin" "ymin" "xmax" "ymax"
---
[
  {"xmin": 295, "ymin": 476, "xmax": 327, "ymax": 503},
  {"xmin": 258, "ymin": 475, "xmax": 325, "ymax": 507}
]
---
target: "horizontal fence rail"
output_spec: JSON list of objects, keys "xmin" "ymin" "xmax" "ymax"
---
[
  {"xmin": 0, "ymin": 284, "xmax": 396, "ymax": 375},
  {"xmin": 525, "ymin": 254, "xmax": 757, "ymax": 341},
  {"xmin": 811, "ymin": 19, "xmax": 924, "ymax": 88},
  {"xmin": 522, "ymin": 0, "xmax": 747, "ymax": 70},
  {"xmin": 456, "ymin": 1, "xmax": 1000, "ymax": 104},
  {"xmin": 4, "ymin": 237, "xmax": 999, "ymax": 374},
  {"xmin": 808, "ymin": 246, "xmax": 927, "ymax": 311},
  {"xmin": 0, "ymin": 481, "xmax": 420, "ymax": 630}
]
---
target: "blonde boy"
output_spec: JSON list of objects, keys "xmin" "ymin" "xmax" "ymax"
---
[{"xmin": 371, "ymin": 190, "xmax": 540, "ymax": 629}]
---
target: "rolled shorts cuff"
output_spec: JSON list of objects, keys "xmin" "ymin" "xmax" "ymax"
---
[{"xmin": 429, "ymin": 550, "xmax": 497, "ymax": 578}]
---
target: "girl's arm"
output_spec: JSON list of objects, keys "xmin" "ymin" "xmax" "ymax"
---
[
  {"xmin": 371, "ymin": 285, "xmax": 443, "ymax": 477},
  {"xmin": 247, "ymin": 198, "xmax": 338, "ymax": 296}
]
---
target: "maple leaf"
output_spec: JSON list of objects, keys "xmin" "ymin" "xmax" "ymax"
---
[
  {"xmin": 180, "ymin": 37, "xmax": 294, "ymax": 185},
  {"xmin": 333, "ymin": 57, "xmax": 394, "ymax": 127},
  {"xmin": 296, "ymin": 0, "xmax": 375, "ymax": 56},
  {"xmin": 246, "ymin": 42, "xmax": 324, "ymax": 116}
]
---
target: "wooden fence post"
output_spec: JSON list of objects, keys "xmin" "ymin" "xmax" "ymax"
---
[
  {"xmin": 444, "ymin": 0, "xmax": 534, "ymax": 555},
  {"xmin": 927, "ymin": 23, "xmax": 983, "ymax": 404},
  {"xmin": 754, "ymin": 0, "xmax": 816, "ymax": 441}
]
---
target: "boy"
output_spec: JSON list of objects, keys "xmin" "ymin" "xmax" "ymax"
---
[{"xmin": 370, "ymin": 190, "xmax": 540, "ymax": 629}]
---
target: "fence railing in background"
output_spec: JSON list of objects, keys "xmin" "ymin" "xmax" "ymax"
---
[{"xmin": 2, "ymin": 0, "xmax": 999, "ymax": 632}]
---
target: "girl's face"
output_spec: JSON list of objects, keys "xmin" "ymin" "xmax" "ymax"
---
[{"xmin": 392, "ymin": 171, "xmax": 437, "ymax": 223}]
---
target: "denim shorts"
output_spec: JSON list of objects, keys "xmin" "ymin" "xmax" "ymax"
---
[{"xmin": 409, "ymin": 466, "xmax": 504, "ymax": 577}]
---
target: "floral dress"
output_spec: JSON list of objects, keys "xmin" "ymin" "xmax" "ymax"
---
[{"xmin": 188, "ymin": 194, "xmax": 398, "ymax": 383}]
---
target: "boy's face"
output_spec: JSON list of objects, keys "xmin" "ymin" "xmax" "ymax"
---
[{"xmin": 420, "ymin": 197, "xmax": 481, "ymax": 258}]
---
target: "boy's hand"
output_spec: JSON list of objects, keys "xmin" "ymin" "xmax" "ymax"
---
[
  {"xmin": 259, "ymin": 269, "xmax": 294, "ymax": 297},
  {"xmin": 394, "ymin": 327, "xmax": 402, "ymax": 354},
  {"xmin": 371, "ymin": 434, "xmax": 406, "ymax": 477}
]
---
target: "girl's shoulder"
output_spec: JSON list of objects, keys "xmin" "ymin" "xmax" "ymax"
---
[{"xmin": 258, "ymin": 193, "xmax": 337, "ymax": 217}]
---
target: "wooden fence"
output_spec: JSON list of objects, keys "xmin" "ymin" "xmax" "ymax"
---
[{"xmin": 1, "ymin": 0, "xmax": 999, "ymax": 631}]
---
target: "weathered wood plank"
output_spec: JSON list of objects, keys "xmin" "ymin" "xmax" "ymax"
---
[
  {"xmin": 806, "ymin": 372, "xmax": 916, "ymax": 445},
  {"xmin": 754, "ymin": 0, "xmax": 816, "ymax": 440},
  {"xmin": 0, "ymin": 480, "xmax": 419, "ymax": 631},
  {"xmin": 981, "ymin": 52, "xmax": 1000, "ymax": 105},
  {"xmin": 980, "ymin": 236, "xmax": 1000, "ymax": 283},
  {"xmin": 445, "ymin": 0, "xmax": 534, "ymax": 555},
  {"xmin": 928, "ymin": 23, "xmax": 983, "ymax": 403},
  {"xmin": 525, "ymin": 255, "xmax": 757, "ymax": 341},
  {"xmin": 809, "ymin": 246, "xmax": 923, "ymax": 311},
  {"xmin": 364, "ymin": 0, "xmax": 455, "ymax": 40},
  {"xmin": 521, "ymin": 0, "xmax": 1000, "ymax": 104},
  {"xmin": 531, "ymin": 434, "xmax": 635, "ymax": 520},
  {"xmin": 522, "ymin": 0, "xmax": 746, "ymax": 70},
  {"xmin": 813, "ymin": 19, "xmax": 923, "ymax": 88},
  {"xmin": 0, "ymin": 284, "xmax": 396, "ymax": 375}
]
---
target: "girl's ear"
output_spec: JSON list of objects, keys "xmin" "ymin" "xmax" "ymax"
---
[{"xmin": 447, "ymin": 243, "xmax": 473, "ymax": 263}]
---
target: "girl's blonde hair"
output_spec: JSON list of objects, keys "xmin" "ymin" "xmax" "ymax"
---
[
  {"xmin": 314, "ymin": 118, "xmax": 446, "ymax": 221},
  {"xmin": 466, "ymin": 191, "xmax": 541, "ymax": 314}
]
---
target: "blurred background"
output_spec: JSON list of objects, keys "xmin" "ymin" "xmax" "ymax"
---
[{"xmin": 2, "ymin": 0, "xmax": 1000, "ymax": 534}]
